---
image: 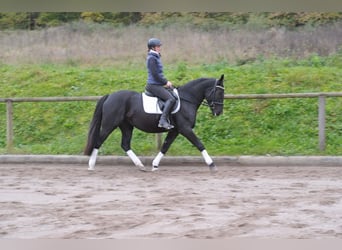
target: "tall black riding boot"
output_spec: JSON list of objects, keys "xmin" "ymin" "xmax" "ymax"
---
[{"xmin": 158, "ymin": 99, "xmax": 175, "ymax": 130}]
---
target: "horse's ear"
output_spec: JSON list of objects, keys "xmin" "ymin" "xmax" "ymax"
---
[{"xmin": 218, "ymin": 74, "xmax": 224, "ymax": 83}]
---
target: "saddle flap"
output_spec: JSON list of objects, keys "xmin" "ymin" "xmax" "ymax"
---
[{"xmin": 142, "ymin": 89, "xmax": 181, "ymax": 114}]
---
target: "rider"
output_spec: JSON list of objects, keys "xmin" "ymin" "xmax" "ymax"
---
[{"xmin": 146, "ymin": 38, "xmax": 176, "ymax": 130}]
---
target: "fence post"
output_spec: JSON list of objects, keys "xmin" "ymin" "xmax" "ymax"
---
[
  {"xmin": 318, "ymin": 95, "xmax": 326, "ymax": 151},
  {"xmin": 6, "ymin": 99, "xmax": 14, "ymax": 151},
  {"xmin": 156, "ymin": 133, "xmax": 162, "ymax": 150}
]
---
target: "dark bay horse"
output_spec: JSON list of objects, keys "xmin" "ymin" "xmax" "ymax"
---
[{"xmin": 84, "ymin": 74, "xmax": 224, "ymax": 172}]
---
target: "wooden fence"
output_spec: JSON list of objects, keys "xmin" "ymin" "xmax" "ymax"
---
[{"xmin": 1, "ymin": 92, "xmax": 342, "ymax": 152}]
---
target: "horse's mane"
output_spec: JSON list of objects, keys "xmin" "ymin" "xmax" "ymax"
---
[
  {"xmin": 181, "ymin": 78, "xmax": 211, "ymax": 87},
  {"xmin": 178, "ymin": 77, "xmax": 214, "ymax": 105}
]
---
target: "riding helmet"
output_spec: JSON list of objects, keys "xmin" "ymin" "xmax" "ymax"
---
[{"xmin": 147, "ymin": 38, "xmax": 162, "ymax": 49}]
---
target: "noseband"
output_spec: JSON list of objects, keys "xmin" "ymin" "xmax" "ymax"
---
[{"xmin": 203, "ymin": 79, "xmax": 225, "ymax": 110}]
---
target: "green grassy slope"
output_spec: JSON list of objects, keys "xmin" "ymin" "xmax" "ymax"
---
[{"xmin": 1, "ymin": 55, "xmax": 342, "ymax": 156}]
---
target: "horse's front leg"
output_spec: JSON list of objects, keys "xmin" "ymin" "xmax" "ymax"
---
[
  {"xmin": 179, "ymin": 127, "xmax": 217, "ymax": 173},
  {"xmin": 152, "ymin": 130, "xmax": 179, "ymax": 171}
]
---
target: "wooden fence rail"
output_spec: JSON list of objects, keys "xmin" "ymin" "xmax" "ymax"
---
[{"xmin": 1, "ymin": 92, "xmax": 342, "ymax": 152}]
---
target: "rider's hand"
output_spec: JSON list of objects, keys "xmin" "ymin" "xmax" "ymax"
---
[{"xmin": 166, "ymin": 81, "xmax": 173, "ymax": 88}]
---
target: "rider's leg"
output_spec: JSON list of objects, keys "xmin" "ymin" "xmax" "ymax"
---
[
  {"xmin": 158, "ymin": 98, "xmax": 176, "ymax": 129},
  {"xmin": 145, "ymin": 84, "xmax": 176, "ymax": 130}
]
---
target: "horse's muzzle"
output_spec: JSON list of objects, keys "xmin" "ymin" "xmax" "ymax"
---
[{"xmin": 212, "ymin": 109, "xmax": 223, "ymax": 116}]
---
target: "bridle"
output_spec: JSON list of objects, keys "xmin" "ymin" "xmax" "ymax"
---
[{"xmin": 203, "ymin": 79, "xmax": 225, "ymax": 110}]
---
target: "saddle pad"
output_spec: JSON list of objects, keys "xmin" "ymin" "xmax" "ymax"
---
[{"xmin": 142, "ymin": 89, "xmax": 181, "ymax": 114}]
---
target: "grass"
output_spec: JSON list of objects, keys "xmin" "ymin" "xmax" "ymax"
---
[{"xmin": 1, "ymin": 56, "xmax": 342, "ymax": 156}]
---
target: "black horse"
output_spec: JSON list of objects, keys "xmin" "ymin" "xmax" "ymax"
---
[{"xmin": 84, "ymin": 74, "xmax": 224, "ymax": 172}]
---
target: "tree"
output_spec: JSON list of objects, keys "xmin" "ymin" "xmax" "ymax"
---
[{"xmin": 36, "ymin": 12, "xmax": 80, "ymax": 27}]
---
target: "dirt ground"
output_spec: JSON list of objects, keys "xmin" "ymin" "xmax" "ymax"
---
[{"xmin": 0, "ymin": 163, "xmax": 342, "ymax": 239}]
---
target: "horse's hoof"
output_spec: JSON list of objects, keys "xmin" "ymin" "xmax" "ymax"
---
[
  {"xmin": 88, "ymin": 167, "xmax": 94, "ymax": 171},
  {"xmin": 209, "ymin": 164, "xmax": 218, "ymax": 173},
  {"xmin": 139, "ymin": 166, "xmax": 147, "ymax": 172},
  {"xmin": 137, "ymin": 164, "xmax": 146, "ymax": 172},
  {"xmin": 151, "ymin": 166, "xmax": 159, "ymax": 172},
  {"xmin": 88, "ymin": 160, "xmax": 96, "ymax": 170}
]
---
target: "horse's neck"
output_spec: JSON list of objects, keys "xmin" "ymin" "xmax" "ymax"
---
[{"xmin": 179, "ymin": 79, "xmax": 210, "ymax": 106}]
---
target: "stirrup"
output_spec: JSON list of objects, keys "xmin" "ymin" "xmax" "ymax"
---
[{"xmin": 158, "ymin": 122, "xmax": 174, "ymax": 130}]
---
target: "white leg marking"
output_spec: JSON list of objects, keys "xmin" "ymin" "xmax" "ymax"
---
[
  {"xmin": 201, "ymin": 150, "xmax": 213, "ymax": 166},
  {"xmin": 152, "ymin": 152, "xmax": 164, "ymax": 171},
  {"xmin": 88, "ymin": 148, "xmax": 98, "ymax": 170},
  {"xmin": 127, "ymin": 150, "xmax": 145, "ymax": 171}
]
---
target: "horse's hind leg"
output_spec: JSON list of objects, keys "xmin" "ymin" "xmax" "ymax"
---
[
  {"xmin": 120, "ymin": 123, "xmax": 146, "ymax": 171},
  {"xmin": 88, "ymin": 148, "xmax": 99, "ymax": 170},
  {"xmin": 88, "ymin": 123, "xmax": 118, "ymax": 170}
]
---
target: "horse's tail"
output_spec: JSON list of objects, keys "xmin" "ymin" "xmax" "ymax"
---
[{"xmin": 84, "ymin": 94, "xmax": 109, "ymax": 155}]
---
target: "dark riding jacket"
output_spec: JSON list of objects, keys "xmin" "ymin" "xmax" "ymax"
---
[{"xmin": 146, "ymin": 51, "xmax": 168, "ymax": 85}]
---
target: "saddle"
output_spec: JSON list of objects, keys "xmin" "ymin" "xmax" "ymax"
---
[{"xmin": 142, "ymin": 88, "xmax": 181, "ymax": 114}]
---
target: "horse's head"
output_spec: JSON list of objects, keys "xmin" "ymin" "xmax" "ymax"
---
[{"xmin": 205, "ymin": 74, "xmax": 225, "ymax": 116}]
